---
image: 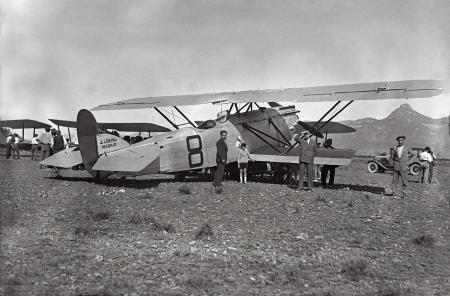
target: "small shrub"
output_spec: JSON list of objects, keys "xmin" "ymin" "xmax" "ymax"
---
[
  {"xmin": 186, "ymin": 273, "xmax": 211, "ymax": 290},
  {"xmin": 148, "ymin": 216, "xmax": 175, "ymax": 233},
  {"xmin": 195, "ymin": 223, "xmax": 213, "ymax": 240},
  {"xmin": 74, "ymin": 224, "xmax": 92, "ymax": 236},
  {"xmin": 178, "ymin": 184, "xmax": 192, "ymax": 194},
  {"xmin": 128, "ymin": 213, "xmax": 143, "ymax": 225},
  {"xmin": 375, "ymin": 286, "xmax": 403, "ymax": 296},
  {"xmin": 316, "ymin": 195, "xmax": 327, "ymax": 203},
  {"xmin": 91, "ymin": 210, "xmax": 111, "ymax": 221},
  {"xmin": 340, "ymin": 259, "xmax": 368, "ymax": 281},
  {"xmin": 413, "ymin": 234, "xmax": 435, "ymax": 247}
]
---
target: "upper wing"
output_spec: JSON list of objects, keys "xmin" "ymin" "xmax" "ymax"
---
[
  {"xmin": 49, "ymin": 119, "xmax": 170, "ymax": 132},
  {"xmin": 0, "ymin": 119, "xmax": 51, "ymax": 129},
  {"xmin": 91, "ymin": 79, "xmax": 443, "ymax": 111}
]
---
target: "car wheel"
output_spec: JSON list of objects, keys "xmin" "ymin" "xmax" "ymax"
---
[
  {"xmin": 367, "ymin": 162, "xmax": 379, "ymax": 173},
  {"xmin": 409, "ymin": 163, "xmax": 421, "ymax": 176}
]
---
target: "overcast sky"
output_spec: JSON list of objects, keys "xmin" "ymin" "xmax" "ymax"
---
[{"xmin": 1, "ymin": 0, "xmax": 449, "ymax": 132}]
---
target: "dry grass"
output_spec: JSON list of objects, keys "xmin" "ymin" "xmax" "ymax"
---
[
  {"xmin": 340, "ymin": 259, "xmax": 369, "ymax": 281},
  {"xmin": 185, "ymin": 272, "xmax": 212, "ymax": 291}
]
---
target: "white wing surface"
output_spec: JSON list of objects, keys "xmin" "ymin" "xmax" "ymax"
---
[{"xmin": 91, "ymin": 80, "xmax": 443, "ymax": 110}]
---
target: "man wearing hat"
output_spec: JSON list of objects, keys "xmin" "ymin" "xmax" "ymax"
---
[
  {"xmin": 294, "ymin": 130, "xmax": 318, "ymax": 191},
  {"xmin": 391, "ymin": 136, "xmax": 413, "ymax": 197}
]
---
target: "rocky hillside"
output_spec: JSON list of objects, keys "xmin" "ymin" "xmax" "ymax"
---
[{"xmin": 332, "ymin": 104, "xmax": 450, "ymax": 158}]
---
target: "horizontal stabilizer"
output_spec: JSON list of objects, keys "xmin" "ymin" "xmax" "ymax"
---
[
  {"xmin": 92, "ymin": 144, "xmax": 160, "ymax": 172},
  {"xmin": 40, "ymin": 147, "xmax": 82, "ymax": 168},
  {"xmin": 295, "ymin": 121, "xmax": 356, "ymax": 134},
  {"xmin": 49, "ymin": 119, "xmax": 170, "ymax": 132}
]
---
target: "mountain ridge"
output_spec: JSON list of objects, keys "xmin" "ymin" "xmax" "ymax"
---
[{"xmin": 331, "ymin": 104, "xmax": 450, "ymax": 158}]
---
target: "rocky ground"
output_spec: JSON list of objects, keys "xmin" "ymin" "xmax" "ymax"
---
[{"xmin": 1, "ymin": 158, "xmax": 449, "ymax": 296}]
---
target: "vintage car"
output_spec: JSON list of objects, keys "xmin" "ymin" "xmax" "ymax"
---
[{"xmin": 367, "ymin": 147, "xmax": 423, "ymax": 176}]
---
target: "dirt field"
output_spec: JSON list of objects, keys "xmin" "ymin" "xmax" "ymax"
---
[{"xmin": 1, "ymin": 159, "xmax": 449, "ymax": 296}]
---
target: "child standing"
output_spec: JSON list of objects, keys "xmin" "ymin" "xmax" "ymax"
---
[{"xmin": 237, "ymin": 143, "xmax": 252, "ymax": 183}]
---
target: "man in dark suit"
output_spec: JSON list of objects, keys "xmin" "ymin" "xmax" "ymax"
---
[
  {"xmin": 294, "ymin": 131, "xmax": 318, "ymax": 191},
  {"xmin": 214, "ymin": 130, "xmax": 228, "ymax": 193},
  {"xmin": 391, "ymin": 136, "xmax": 413, "ymax": 197}
]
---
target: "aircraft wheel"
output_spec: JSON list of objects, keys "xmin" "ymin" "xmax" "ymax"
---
[
  {"xmin": 409, "ymin": 163, "xmax": 421, "ymax": 176},
  {"xmin": 367, "ymin": 162, "xmax": 379, "ymax": 173}
]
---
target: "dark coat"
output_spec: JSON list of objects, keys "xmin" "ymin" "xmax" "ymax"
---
[
  {"xmin": 53, "ymin": 135, "xmax": 65, "ymax": 153},
  {"xmin": 294, "ymin": 135, "xmax": 317, "ymax": 164},
  {"xmin": 391, "ymin": 145, "xmax": 413, "ymax": 171},
  {"xmin": 216, "ymin": 139, "xmax": 228, "ymax": 164}
]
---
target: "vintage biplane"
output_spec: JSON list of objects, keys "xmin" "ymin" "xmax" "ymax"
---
[{"xmin": 40, "ymin": 79, "xmax": 443, "ymax": 181}]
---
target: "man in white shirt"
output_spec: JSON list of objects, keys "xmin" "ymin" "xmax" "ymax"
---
[
  {"xmin": 429, "ymin": 147, "xmax": 437, "ymax": 182},
  {"xmin": 12, "ymin": 133, "xmax": 21, "ymax": 159},
  {"xmin": 5, "ymin": 134, "xmax": 13, "ymax": 159},
  {"xmin": 38, "ymin": 127, "xmax": 54, "ymax": 162},
  {"xmin": 419, "ymin": 147, "xmax": 433, "ymax": 183},
  {"xmin": 31, "ymin": 134, "xmax": 40, "ymax": 161}
]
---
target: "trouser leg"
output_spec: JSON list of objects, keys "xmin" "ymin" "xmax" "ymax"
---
[
  {"xmin": 321, "ymin": 167, "xmax": 328, "ymax": 185},
  {"xmin": 6, "ymin": 146, "xmax": 11, "ymax": 159},
  {"xmin": 214, "ymin": 163, "xmax": 225, "ymax": 188},
  {"xmin": 399, "ymin": 169, "xmax": 408, "ymax": 188},
  {"xmin": 329, "ymin": 167, "xmax": 335, "ymax": 185},
  {"xmin": 298, "ymin": 162, "xmax": 306, "ymax": 189},
  {"xmin": 392, "ymin": 170, "xmax": 399, "ymax": 194},
  {"xmin": 306, "ymin": 163, "xmax": 314, "ymax": 189},
  {"xmin": 422, "ymin": 164, "xmax": 429, "ymax": 183},
  {"xmin": 429, "ymin": 163, "xmax": 433, "ymax": 182}
]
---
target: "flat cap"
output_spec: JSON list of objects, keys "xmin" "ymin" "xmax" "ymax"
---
[{"xmin": 396, "ymin": 136, "xmax": 406, "ymax": 140}]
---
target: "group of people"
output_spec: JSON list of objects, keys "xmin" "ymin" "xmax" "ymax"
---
[
  {"xmin": 5, "ymin": 133, "xmax": 22, "ymax": 159},
  {"xmin": 213, "ymin": 130, "xmax": 438, "ymax": 197},
  {"xmin": 212, "ymin": 129, "xmax": 337, "ymax": 194},
  {"xmin": 4, "ymin": 127, "xmax": 69, "ymax": 163}
]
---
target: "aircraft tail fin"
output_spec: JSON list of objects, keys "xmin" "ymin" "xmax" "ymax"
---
[
  {"xmin": 77, "ymin": 109, "xmax": 129, "ymax": 180},
  {"xmin": 77, "ymin": 109, "xmax": 100, "ymax": 177}
]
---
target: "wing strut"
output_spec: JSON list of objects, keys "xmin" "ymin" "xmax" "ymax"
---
[
  {"xmin": 268, "ymin": 117, "xmax": 293, "ymax": 148},
  {"xmin": 312, "ymin": 101, "xmax": 341, "ymax": 131},
  {"xmin": 316, "ymin": 100, "xmax": 354, "ymax": 134},
  {"xmin": 154, "ymin": 107, "xmax": 179, "ymax": 130},
  {"xmin": 242, "ymin": 123, "xmax": 282, "ymax": 153},
  {"xmin": 173, "ymin": 106, "xmax": 196, "ymax": 127}
]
